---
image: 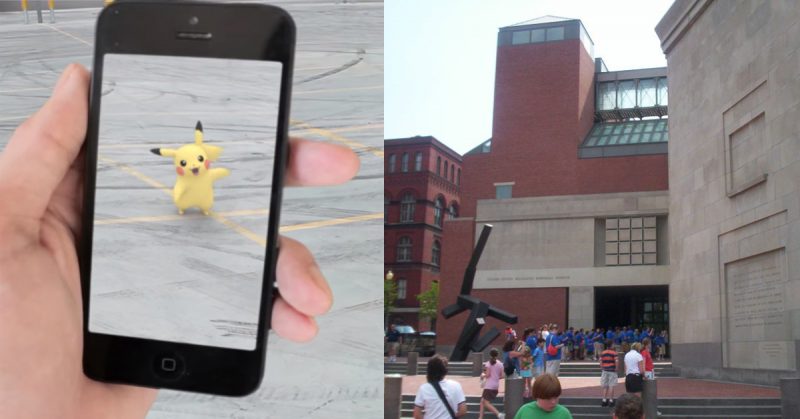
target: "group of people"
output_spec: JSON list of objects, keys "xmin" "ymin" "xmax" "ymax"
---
[
  {"xmin": 504, "ymin": 323, "xmax": 669, "ymax": 363},
  {"xmin": 412, "ymin": 354, "xmax": 648, "ymax": 419}
]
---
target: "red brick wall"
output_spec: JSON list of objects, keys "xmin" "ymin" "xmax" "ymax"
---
[{"xmin": 460, "ymin": 39, "xmax": 668, "ymax": 217}]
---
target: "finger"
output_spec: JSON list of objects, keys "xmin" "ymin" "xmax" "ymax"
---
[
  {"xmin": 271, "ymin": 297, "xmax": 318, "ymax": 342},
  {"xmin": 284, "ymin": 138, "xmax": 359, "ymax": 187},
  {"xmin": 0, "ymin": 64, "xmax": 89, "ymax": 219},
  {"xmin": 275, "ymin": 236, "xmax": 333, "ymax": 316}
]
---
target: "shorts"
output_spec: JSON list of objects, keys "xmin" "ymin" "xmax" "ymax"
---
[
  {"xmin": 482, "ymin": 389, "xmax": 499, "ymax": 401},
  {"xmin": 534, "ymin": 366, "xmax": 544, "ymax": 377},
  {"xmin": 601, "ymin": 370, "xmax": 618, "ymax": 387},
  {"xmin": 625, "ymin": 373, "xmax": 643, "ymax": 393},
  {"xmin": 387, "ymin": 342, "xmax": 399, "ymax": 353},
  {"xmin": 520, "ymin": 369, "xmax": 532, "ymax": 378}
]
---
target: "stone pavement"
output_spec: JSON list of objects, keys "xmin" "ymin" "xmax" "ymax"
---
[{"xmin": 401, "ymin": 375, "xmax": 781, "ymax": 398}]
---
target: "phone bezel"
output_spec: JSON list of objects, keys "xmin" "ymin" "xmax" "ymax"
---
[{"xmin": 79, "ymin": 1, "xmax": 294, "ymax": 396}]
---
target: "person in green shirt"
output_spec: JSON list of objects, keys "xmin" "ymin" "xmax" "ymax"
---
[{"xmin": 513, "ymin": 373, "xmax": 573, "ymax": 419}]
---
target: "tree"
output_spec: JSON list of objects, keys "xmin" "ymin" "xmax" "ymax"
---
[
  {"xmin": 416, "ymin": 281, "xmax": 439, "ymax": 331},
  {"xmin": 384, "ymin": 274, "xmax": 398, "ymax": 328}
]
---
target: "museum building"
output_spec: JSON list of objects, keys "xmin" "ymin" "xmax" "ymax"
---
[
  {"xmin": 436, "ymin": 16, "xmax": 672, "ymax": 352},
  {"xmin": 435, "ymin": 1, "xmax": 800, "ymax": 387}
]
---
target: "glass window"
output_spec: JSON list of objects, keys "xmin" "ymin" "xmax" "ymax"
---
[
  {"xmin": 531, "ymin": 28, "xmax": 545, "ymax": 43},
  {"xmin": 546, "ymin": 26, "xmax": 564, "ymax": 41},
  {"xmin": 384, "ymin": 196, "xmax": 389, "ymax": 223},
  {"xmin": 638, "ymin": 78, "xmax": 657, "ymax": 107},
  {"xmin": 401, "ymin": 152, "xmax": 409, "ymax": 172},
  {"xmin": 397, "ymin": 237, "xmax": 412, "ymax": 262},
  {"xmin": 447, "ymin": 204, "xmax": 458, "ymax": 220},
  {"xmin": 450, "ymin": 164, "xmax": 455, "ymax": 182},
  {"xmin": 414, "ymin": 152, "xmax": 422, "ymax": 171},
  {"xmin": 457, "ymin": 169, "xmax": 461, "ymax": 186},
  {"xmin": 389, "ymin": 154, "xmax": 396, "ymax": 173},
  {"xmin": 432, "ymin": 241, "xmax": 441, "ymax": 266},
  {"xmin": 496, "ymin": 184, "xmax": 512, "ymax": 199},
  {"xmin": 434, "ymin": 198, "xmax": 444, "ymax": 227},
  {"xmin": 512, "ymin": 30, "xmax": 530, "ymax": 45},
  {"xmin": 400, "ymin": 193, "xmax": 415, "ymax": 223},
  {"xmin": 436, "ymin": 157, "xmax": 441, "ymax": 175},
  {"xmin": 657, "ymin": 77, "xmax": 668, "ymax": 106},
  {"xmin": 598, "ymin": 82, "xmax": 617, "ymax": 110},
  {"xmin": 618, "ymin": 80, "xmax": 637, "ymax": 108},
  {"xmin": 397, "ymin": 279, "xmax": 407, "ymax": 299},
  {"xmin": 443, "ymin": 161, "xmax": 448, "ymax": 179}
]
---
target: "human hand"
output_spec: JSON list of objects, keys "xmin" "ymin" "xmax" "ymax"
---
[{"xmin": 0, "ymin": 64, "xmax": 358, "ymax": 418}]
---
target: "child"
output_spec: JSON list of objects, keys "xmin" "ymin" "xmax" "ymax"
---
[
  {"xmin": 532, "ymin": 338, "xmax": 546, "ymax": 377},
  {"xmin": 519, "ymin": 345, "xmax": 534, "ymax": 398},
  {"xmin": 599, "ymin": 339, "xmax": 618, "ymax": 407}
]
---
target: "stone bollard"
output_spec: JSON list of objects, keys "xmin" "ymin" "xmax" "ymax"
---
[
  {"xmin": 406, "ymin": 352, "xmax": 419, "ymax": 376},
  {"xmin": 384, "ymin": 374, "xmax": 403, "ymax": 419},
  {"xmin": 643, "ymin": 378, "xmax": 658, "ymax": 419},
  {"xmin": 504, "ymin": 377, "xmax": 525, "ymax": 418},
  {"xmin": 780, "ymin": 378, "xmax": 800, "ymax": 419},
  {"xmin": 470, "ymin": 352, "xmax": 484, "ymax": 376}
]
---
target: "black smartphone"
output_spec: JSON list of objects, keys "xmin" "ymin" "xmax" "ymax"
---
[{"xmin": 79, "ymin": 1, "xmax": 294, "ymax": 396}]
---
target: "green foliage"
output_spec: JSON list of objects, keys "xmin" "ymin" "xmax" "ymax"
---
[
  {"xmin": 416, "ymin": 281, "xmax": 439, "ymax": 327},
  {"xmin": 384, "ymin": 275, "xmax": 398, "ymax": 318}
]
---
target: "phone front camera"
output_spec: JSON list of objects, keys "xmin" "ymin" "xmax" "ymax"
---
[{"xmin": 189, "ymin": 16, "xmax": 199, "ymax": 25}]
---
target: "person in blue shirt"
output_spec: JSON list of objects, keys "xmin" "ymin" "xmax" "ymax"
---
[
  {"xmin": 624, "ymin": 328, "xmax": 635, "ymax": 344},
  {"xmin": 584, "ymin": 331, "xmax": 595, "ymax": 360},
  {"xmin": 545, "ymin": 325, "xmax": 565, "ymax": 376},
  {"xmin": 574, "ymin": 329, "xmax": 584, "ymax": 360},
  {"xmin": 532, "ymin": 338, "xmax": 546, "ymax": 377}
]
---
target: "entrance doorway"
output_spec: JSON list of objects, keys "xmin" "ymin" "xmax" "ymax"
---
[{"xmin": 594, "ymin": 285, "xmax": 668, "ymax": 332}]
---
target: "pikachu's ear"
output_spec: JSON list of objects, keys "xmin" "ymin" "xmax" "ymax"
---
[
  {"xmin": 202, "ymin": 144, "xmax": 223, "ymax": 161},
  {"xmin": 194, "ymin": 120, "xmax": 204, "ymax": 145},
  {"xmin": 150, "ymin": 148, "xmax": 177, "ymax": 158}
]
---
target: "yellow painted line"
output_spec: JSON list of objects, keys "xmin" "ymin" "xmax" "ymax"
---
[
  {"xmin": 46, "ymin": 25, "xmax": 92, "ymax": 47},
  {"xmin": 280, "ymin": 213, "xmax": 383, "ymax": 233},
  {"xmin": 294, "ymin": 85, "xmax": 383, "ymax": 95},
  {"xmin": 95, "ymin": 208, "xmax": 269, "ymax": 225},
  {"xmin": 290, "ymin": 119, "xmax": 383, "ymax": 158},
  {"xmin": 329, "ymin": 123, "xmax": 383, "ymax": 134},
  {"xmin": 210, "ymin": 212, "xmax": 267, "ymax": 247},
  {"xmin": 98, "ymin": 156, "xmax": 171, "ymax": 194}
]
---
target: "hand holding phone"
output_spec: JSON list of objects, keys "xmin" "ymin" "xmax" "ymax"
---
[{"xmin": 0, "ymin": 39, "xmax": 357, "ymax": 419}]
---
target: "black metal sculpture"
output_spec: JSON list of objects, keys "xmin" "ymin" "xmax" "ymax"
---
[{"xmin": 441, "ymin": 224, "xmax": 518, "ymax": 361}]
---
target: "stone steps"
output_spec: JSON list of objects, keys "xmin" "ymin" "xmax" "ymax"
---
[
  {"xmin": 398, "ymin": 395, "xmax": 782, "ymax": 419},
  {"xmin": 385, "ymin": 361, "xmax": 677, "ymax": 377}
]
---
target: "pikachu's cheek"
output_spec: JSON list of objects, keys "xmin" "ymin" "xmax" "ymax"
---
[
  {"xmin": 176, "ymin": 166, "xmax": 185, "ymax": 176},
  {"xmin": 205, "ymin": 160, "xmax": 210, "ymax": 169}
]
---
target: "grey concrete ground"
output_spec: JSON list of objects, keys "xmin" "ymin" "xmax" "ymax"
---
[{"xmin": 0, "ymin": 1, "xmax": 383, "ymax": 417}]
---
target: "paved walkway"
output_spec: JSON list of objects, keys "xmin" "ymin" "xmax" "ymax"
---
[{"xmin": 400, "ymin": 375, "xmax": 780, "ymax": 398}]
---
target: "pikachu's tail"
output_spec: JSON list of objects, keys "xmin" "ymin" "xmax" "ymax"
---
[{"xmin": 195, "ymin": 120, "xmax": 204, "ymax": 145}]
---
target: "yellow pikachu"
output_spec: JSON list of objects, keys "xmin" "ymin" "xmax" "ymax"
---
[{"xmin": 150, "ymin": 121, "xmax": 230, "ymax": 215}]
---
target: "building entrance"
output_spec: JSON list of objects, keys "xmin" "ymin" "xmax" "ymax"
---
[{"xmin": 594, "ymin": 285, "xmax": 669, "ymax": 333}]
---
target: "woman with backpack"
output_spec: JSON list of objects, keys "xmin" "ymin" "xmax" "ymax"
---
[{"xmin": 479, "ymin": 348, "xmax": 506, "ymax": 419}]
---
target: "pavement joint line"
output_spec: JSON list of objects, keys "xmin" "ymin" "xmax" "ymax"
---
[
  {"xmin": 290, "ymin": 119, "xmax": 383, "ymax": 158},
  {"xmin": 45, "ymin": 24, "xmax": 92, "ymax": 47},
  {"xmin": 95, "ymin": 208, "xmax": 269, "ymax": 225},
  {"xmin": 280, "ymin": 212, "xmax": 383, "ymax": 232},
  {"xmin": 0, "ymin": 87, "xmax": 50, "ymax": 94}
]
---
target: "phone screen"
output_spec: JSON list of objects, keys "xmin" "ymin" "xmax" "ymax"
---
[{"xmin": 88, "ymin": 54, "xmax": 282, "ymax": 350}]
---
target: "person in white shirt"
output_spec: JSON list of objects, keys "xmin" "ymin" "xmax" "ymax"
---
[
  {"xmin": 623, "ymin": 342, "xmax": 645, "ymax": 396},
  {"xmin": 414, "ymin": 355, "xmax": 467, "ymax": 419}
]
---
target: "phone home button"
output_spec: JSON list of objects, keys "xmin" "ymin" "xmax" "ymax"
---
[{"xmin": 153, "ymin": 352, "xmax": 185, "ymax": 380}]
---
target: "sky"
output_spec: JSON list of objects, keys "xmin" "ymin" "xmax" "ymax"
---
[{"xmin": 385, "ymin": 0, "xmax": 675, "ymax": 155}]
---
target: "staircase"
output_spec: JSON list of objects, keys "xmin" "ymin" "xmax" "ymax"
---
[
  {"xmin": 385, "ymin": 361, "xmax": 678, "ymax": 377},
  {"xmin": 399, "ymin": 395, "xmax": 782, "ymax": 418}
]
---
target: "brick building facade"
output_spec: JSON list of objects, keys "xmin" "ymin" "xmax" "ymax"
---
[
  {"xmin": 385, "ymin": 136, "xmax": 462, "ymax": 330},
  {"xmin": 437, "ymin": 16, "xmax": 671, "ymax": 352}
]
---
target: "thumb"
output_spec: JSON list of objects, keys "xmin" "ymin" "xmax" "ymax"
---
[{"xmin": 0, "ymin": 64, "xmax": 90, "ymax": 219}]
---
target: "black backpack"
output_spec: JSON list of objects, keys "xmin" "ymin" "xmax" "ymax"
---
[{"xmin": 503, "ymin": 355, "xmax": 515, "ymax": 376}]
